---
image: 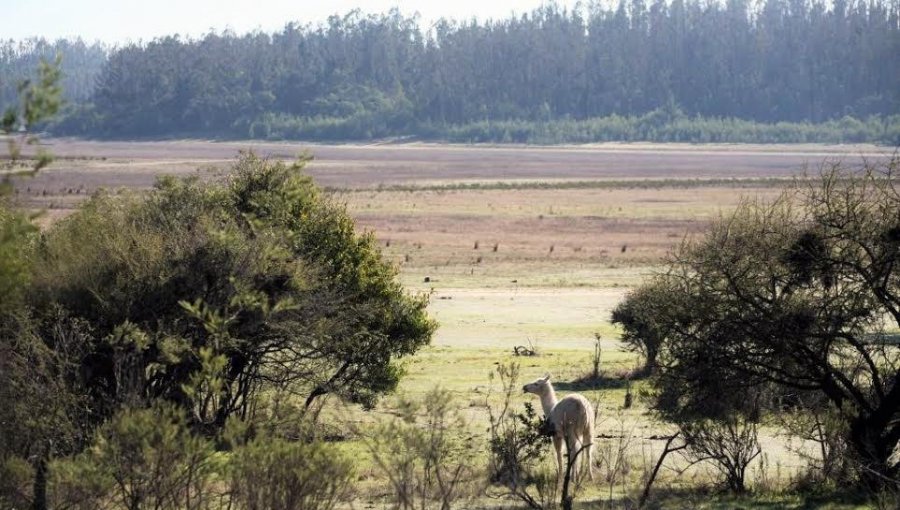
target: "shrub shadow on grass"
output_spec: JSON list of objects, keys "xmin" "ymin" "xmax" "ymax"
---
[
  {"xmin": 553, "ymin": 374, "xmax": 630, "ymax": 391},
  {"xmin": 643, "ymin": 486, "xmax": 873, "ymax": 510},
  {"xmin": 791, "ymin": 488, "xmax": 873, "ymax": 510}
]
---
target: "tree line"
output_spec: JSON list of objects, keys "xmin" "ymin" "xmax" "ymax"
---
[
  {"xmin": 0, "ymin": 38, "xmax": 107, "ymax": 112},
  {"xmin": 21, "ymin": 0, "xmax": 900, "ymax": 143}
]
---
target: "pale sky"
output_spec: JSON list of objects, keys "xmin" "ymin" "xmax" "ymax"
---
[{"xmin": 1, "ymin": 0, "xmax": 577, "ymax": 45}]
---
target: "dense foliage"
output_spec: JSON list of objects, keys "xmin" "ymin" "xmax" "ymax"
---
[
  {"xmin": 0, "ymin": 153, "xmax": 434, "ymax": 508},
  {"xmin": 621, "ymin": 158, "xmax": 900, "ymax": 489},
  {"xmin": 21, "ymin": 1, "xmax": 899, "ymax": 143},
  {"xmin": 42, "ymin": 402, "xmax": 355, "ymax": 510},
  {"xmin": 27, "ymin": 153, "xmax": 433, "ymax": 419}
]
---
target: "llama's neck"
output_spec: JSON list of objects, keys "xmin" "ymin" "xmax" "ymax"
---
[{"xmin": 540, "ymin": 386, "xmax": 558, "ymax": 417}]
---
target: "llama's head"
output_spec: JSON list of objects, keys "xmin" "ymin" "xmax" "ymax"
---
[{"xmin": 523, "ymin": 374, "xmax": 552, "ymax": 395}]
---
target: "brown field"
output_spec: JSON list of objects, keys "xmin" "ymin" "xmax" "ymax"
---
[
  {"xmin": 14, "ymin": 139, "xmax": 888, "ymax": 271},
  {"xmin": 11, "ymin": 138, "xmax": 895, "ymax": 507},
  {"xmin": 13, "ymin": 138, "xmax": 892, "ymax": 192}
]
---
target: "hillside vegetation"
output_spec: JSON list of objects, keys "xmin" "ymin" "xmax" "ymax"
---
[{"xmin": 3, "ymin": 1, "xmax": 898, "ymax": 143}]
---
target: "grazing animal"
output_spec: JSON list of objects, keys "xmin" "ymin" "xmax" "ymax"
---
[{"xmin": 523, "ymin": 374, "xmax": 595, "ymax": 482}]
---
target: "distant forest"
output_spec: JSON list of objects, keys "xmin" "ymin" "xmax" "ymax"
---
[
  {"xmin": 3, "ymin": 0, "xmax": 900, "ymax": 144},
  {"xmin": 1, "ymin": 38, "xmax": 106, "ymax": 108}
]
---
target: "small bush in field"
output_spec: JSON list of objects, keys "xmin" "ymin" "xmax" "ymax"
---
[
  {"xmin": 87, "ymin": 403, "xmax": 217, "ymax": 510},
  {"xmin": 45, "ymin": 401, "xmax": 356, "ymax": 510},
  {"xmin": 681, "ymin": 417, "xmax": 761, "ymax": 494},
  {"xmin": 364, "ymin": 387, "xmax": 480, "ymax": 510},
  {"xmin": 49, "ymin": 454, "xmax": 114, "ymax": 510},
  {"xmin": 0, "ymin": 456, "xmax": 33, "ymax": 509},
  {"xmin": 228, "ymin": 435, "xmax": 354, "ymax": 510}
]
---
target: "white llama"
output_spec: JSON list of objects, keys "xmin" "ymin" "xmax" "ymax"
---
[{"xmin": 523, "ymin": 374, "xmax": 595, "ymax": 482}]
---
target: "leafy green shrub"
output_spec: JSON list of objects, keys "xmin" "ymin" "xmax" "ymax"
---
[
  {"xmin": 249, "ymin": 85, "xmax": 415, "ymax": 141},
  {"xmin": 0, "ymin": 456, "xmax": 34, "ymax": 510},
  {"xmin": 42, "ymin": 403, "xmax": 221, "ymax": 510},
  {"xmin": 48, "ymin": 453, "xmax": 114, "ymax": 510},
  {"xmin": 45, "ymin": 405, "xmax": 355, "ymax": 510},
  {"xmin": 364, "ymin": 387, "xmax": 480, "ymax": 510},
  {"xmin": 611, "ymin": 279, "xmax": 675, "ymax": 376},
  {"xmin": 488, "ymin": 402, "xmax": 550, "ymax": 489},
  {"xmin": 1, "ymin": 54, "xmax": 62, "ymax": 174},
  {"xmin": 228, "ymin": 435, "xmax": 353, "ymax": 510},
  {"xmin": 87, "ymin": 403, "xmax": 218, "ymax": 510},
  {"xmin": 0, "ymin": 206, "xmax": 36, "ymax": 307},
  {"xmin": 0, "ymin": 309, "xmax": 92, "ymax": 510},
  {"xmin": 430, "ymin": 112, "xmax": 900, "ymax": 145}
]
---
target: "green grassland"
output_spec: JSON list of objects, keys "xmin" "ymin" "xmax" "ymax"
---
[{"xmin": 325, "ymin": 177, "xmax": 869, "ymax": 508}]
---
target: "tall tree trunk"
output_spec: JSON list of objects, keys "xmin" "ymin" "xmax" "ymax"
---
[
  {"xmin": 849, "ymin": 418, "xmax": 897, "ymax": 491},
  {"xmin": 32, "ymin": 456, "xmax": 47, "ymax": 510}
]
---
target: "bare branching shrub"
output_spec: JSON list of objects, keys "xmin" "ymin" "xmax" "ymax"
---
[
  {"xmin": 364, "ymin": 387, "xmax": 479, "ymax": 510},
  {"xmin": 777, "ymin": 400, "xmax": 850, "ymax": 488},
  {"xmin": 228, "ymin": 434, "xmax": 354, "ymax": 510},
  {"xmin": 637, "ymin": 432, "xmax": 688, "ymax": 509},
  {"xmin": 680, "ymin": 417, "xmax": 761, "ymax": 494},
  {"xmin": 751, "ymin": 452, "xmax": 780, "ymax": 494},
  {"xmin": 560, "ymin": 443, "xmax": 593, "ymax": 510},
  {"xmin": 530, "ymin": 464, "xmax": 561, "ymax": 510},
  {"xmin": 623, "ymin": 379, "xmax": 633, "ymax": 409},
  {"xmin": 596, "ymin": 411, "xmax": 637, "ymax": 504}
]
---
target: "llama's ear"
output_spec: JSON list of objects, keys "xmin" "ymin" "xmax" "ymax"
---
[{"xmin": 542, "ymin": 373, "xmax": 551, "ymax": 381}]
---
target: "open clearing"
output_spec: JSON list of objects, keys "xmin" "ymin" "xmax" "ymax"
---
[{"xmin": 13, "ymin": 139, "xmax": 894, "ymax": 507}]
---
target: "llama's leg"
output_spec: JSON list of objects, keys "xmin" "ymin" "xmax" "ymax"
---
[
  {"xmin": 566, "ymin": 433, "xmax": 581, "ymax": 483},
  {"xmin": 553, "ymin": 435, "xmax": 563, "ymax": 482},
  {"xmin": 583, "ymin": 429, "xmax": 594, "ymax": 481}
]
